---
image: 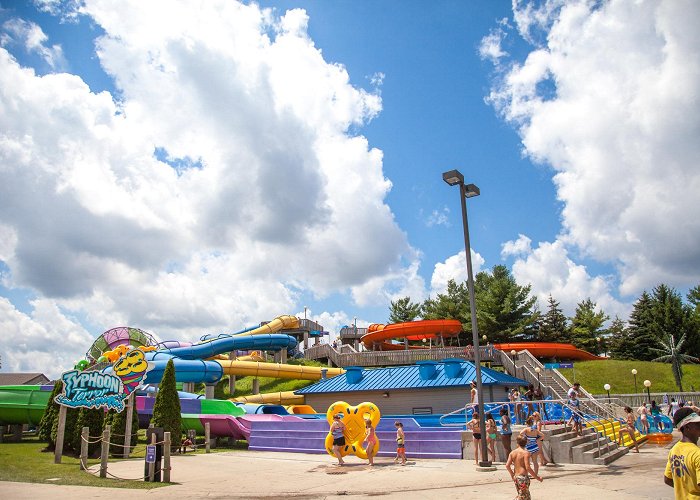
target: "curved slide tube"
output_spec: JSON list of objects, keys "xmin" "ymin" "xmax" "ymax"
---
[
  {"xmin": 231, "ymin": 391, "xmax": 305, "ymax": 405},
  {"xmin": 152, "ymin": 333, "xmax": 297, "ymax": 361},
  {"xmin": 218, "ymin": 360, "xmax": 344, "ymax": 381},
  {"xmin": 0, "ymin": 385, "xmax": 52, "ymax": 425},
  {"xmin": 494, "ymin": 342, "xmax": 605, "ymax": 361},
  {"xmin": 361, "ymin": 319, "xmax": 462, "ymax": 351}
]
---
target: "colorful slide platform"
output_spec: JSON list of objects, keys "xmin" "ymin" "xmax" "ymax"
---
[
  {"xmin": 494, "ymin": 342, "xmax": 605, "ymax": 360},
  {"xmin": 361, "ymin": 319, "xmax": 462, "ymax": 351}
]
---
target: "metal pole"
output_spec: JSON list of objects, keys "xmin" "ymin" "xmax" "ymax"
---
[{"xmin": 459, "ymin": 182, "xmax": 490, "ymax": 468}]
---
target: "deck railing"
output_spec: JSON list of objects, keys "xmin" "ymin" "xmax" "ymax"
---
[{"xmin": 304, "ymin": 344, "xmax": 497, "ymax": 367}]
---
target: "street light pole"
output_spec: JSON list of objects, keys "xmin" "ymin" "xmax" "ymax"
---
[
  {"xmin": 604, "ymin": 383, "xmax": 611, "ymax": 401},
  {"xmin": 632, "ymin": 369, "xmax": 638, "ymax": 394},
  {"xmin": 644, "ymin": 380, "xmax": 652, "ymax": 404},
  {"xmin": 443, "ymin": 169, "xmax": 491, "ymax": 469}
]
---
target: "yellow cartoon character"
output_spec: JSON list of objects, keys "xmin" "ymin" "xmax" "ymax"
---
[{"xmin": 114, "ymin": 348, "xmax": 151, "ymax": 394}]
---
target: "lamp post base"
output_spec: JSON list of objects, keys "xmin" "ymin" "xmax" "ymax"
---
[{"xmin": 476, "ymin": 461, "xmax": 496, "ymax": 471}]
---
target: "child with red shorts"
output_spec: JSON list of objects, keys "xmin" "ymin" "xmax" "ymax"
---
[{"xmin": 394, "ymin": 421, "xmax": 407, "ymax": 465}]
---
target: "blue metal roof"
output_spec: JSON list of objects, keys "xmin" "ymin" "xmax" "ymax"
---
[{"xmin": 296, "ymin": 360, "xmax": 527, "ymax": 394}]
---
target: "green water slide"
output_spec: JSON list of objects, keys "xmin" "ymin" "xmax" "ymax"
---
[{"xmin": 0, "ymin": 385, "xmax": 51, "ymax": 425}]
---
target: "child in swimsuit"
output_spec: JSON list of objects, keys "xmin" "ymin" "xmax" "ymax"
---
[
  {"xmin": 467, "ymin": 412, "xmax": 482, "ymax": 465},
  {"xmin": 506, "ymin": 435, "xmax": 542, "ymax": 500},
  {"xmin": 330, "ymin": 414, "xmax": 346, "ymax": 465},
  {"xmin": 519, "ymin": 415, "xmax": 545, "ymax": 476},
  {"xmin": 486, "ymin": 412, "xmax": 498, "ymax": 462},
  {"xmin": 364, "ymin": 419, "xmax": 377, "ymax": 466},
  {"xmin": 638, "ymin": 404, "xmax": 650, "ymax": 434},
  {"xmin": 394, "ymin": 421, "xmax": 406, "ymax": 465},
  {"xmin": 618, "ymin": 406, "xmax": 640, "ymax": 452}
]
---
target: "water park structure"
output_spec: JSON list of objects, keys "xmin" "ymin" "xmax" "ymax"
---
[{"xmin": 0, "ymin": 314, "xmax": 678, "ymax": 467}]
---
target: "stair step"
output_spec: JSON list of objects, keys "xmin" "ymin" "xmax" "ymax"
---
[{"xmin": 591, "ymin": 445, "xmax": 629, "ymax": 465}]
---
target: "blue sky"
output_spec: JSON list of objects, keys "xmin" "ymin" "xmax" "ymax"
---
[{"xmin": 0, "ymin": 0, "xmax": 698, "ymax": 377}]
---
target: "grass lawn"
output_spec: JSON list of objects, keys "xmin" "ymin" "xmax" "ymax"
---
[
  {"xmin": 0, "ymin": 435, "xmax": 170, "ymax": 489},
  {"xmin": 558, "ymin": 359, "xmax": 700, "ymax": 394}
]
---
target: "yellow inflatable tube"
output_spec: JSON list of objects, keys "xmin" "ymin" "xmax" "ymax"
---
[
  {"xmin": 230, "ymin": 391, "xmax": 304, "ymax": 405},
  {"xmin": 217, "ymin": 360, "xmax": 344, "ymax": 381},
  {"xmin": 324, "ymin": 401, "xmax": 381, "ymax": 460}
]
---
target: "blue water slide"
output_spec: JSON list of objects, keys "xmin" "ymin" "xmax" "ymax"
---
[
  {"xmin": 199, "ymin": 324, "xmax": 259, "ymax": 341},
  {"xmin": 144, "ymin": 357, "xmax": 224, "ymax": 384},
  {"xmin": 153, "ymin": 333, "xmax": 297, "ymax": 360}
]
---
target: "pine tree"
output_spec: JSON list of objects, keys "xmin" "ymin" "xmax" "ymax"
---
[
  {"xmin": 150, "ymin": 359, "xmax": 181, "ymax": 450},
  {"xmin": 106, "ymin": 403, "xmax": 139, "ymax": 457},
  {"xmin": 51, "ymin": 406, "xmax": 79, "ymax": 454},
  {"xmin": 72, "ymin": 407, "xmax": 105, "ymax": 457},
  {"xmin": 569, "ymin": 298, "xmax": 609, "ymax": 354},
  {"xmin": 38, "ymin": 380, "xmax": 63, "ymax": 448},
  {"xmin": 421, "ymin": 279, "xmax": 471, "ymax": 344},
  {"xmin": 607, "ymin": 316, "xmax": 633, "ymax": 359},
  {"xmin": 687, "ymin": 285, "xmax": 700, "ymax": 357},
  {"xmin": 627, "ymin": 291, "xmax": 658, "ymax": 360},
  {"xmin": 538, "ymin": 295, "xmax": 569, "ymax": 342},
  {"xmin": 388, "ymin": 297, "xmax": 422, "ymax": 323}
]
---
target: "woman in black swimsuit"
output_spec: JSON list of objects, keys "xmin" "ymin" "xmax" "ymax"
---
[{"xmin": 467, "ymin": 412, "xmax": 482, "ymax": 465}]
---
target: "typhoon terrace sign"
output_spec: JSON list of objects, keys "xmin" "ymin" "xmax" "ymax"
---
[{"xmin": 55, "ymin": 347, "xmax": 153, "ymax": 412}]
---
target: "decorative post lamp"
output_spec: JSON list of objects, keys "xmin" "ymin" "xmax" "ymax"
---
[
  {"xmin": 442, "ymin": 169, "xmax": 492, "ymax": 469},
  {"xmin": 604, "ymin": 383, "xmax": 611, "ymax": 401},
  {"xmin": 632, "ymin": 369, "xmax": 638, "ymax": 394},
  {"xmin": 644, "ymin": 380, "xmax": 652, "ymax": 404}
]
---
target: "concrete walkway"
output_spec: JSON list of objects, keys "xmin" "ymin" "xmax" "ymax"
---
[{"xmin": 0, "ymin": 439, "xmax": 674, "ymax": 499}]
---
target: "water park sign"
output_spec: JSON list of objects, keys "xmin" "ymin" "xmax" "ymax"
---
[{"xmin": 55, "ymin": 347, "xmax": 153, "ymax": 412}]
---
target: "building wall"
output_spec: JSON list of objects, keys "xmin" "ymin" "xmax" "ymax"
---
[{"xmin": 304, "ymin": 384, "xmax": 514, "ymax": 415}]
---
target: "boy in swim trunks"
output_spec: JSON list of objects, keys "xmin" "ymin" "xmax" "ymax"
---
[
  {"xmin": 394, "ymin": 421, "xmax": 407, "ymax": 465},
  {"xmin": 506, "ymin": 435, "xmax": 542, "ymax": 500}
]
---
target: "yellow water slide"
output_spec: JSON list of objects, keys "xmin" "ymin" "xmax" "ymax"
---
[
  {"xmin": 234, "ymin": 314, "xmax": 300, "ymax": 337},
  {"xmin": 231, "ymin": 391, "xmax": 305, "ymax": 405},
  {"xmin": 218, "ymin": 360, "xmax": 344, "ymax": 381}
]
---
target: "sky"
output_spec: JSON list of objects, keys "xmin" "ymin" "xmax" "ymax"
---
[{"xmin": 0, "ymin": 0, "xmax": 698, "ymax": 378}]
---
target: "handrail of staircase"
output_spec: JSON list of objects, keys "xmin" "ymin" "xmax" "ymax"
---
[{"xmin": 439, "ymin": 401, "xmax": 513, "ymax": 427}]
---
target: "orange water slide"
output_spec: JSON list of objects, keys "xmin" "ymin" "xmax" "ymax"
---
[
  {"xmin": 494, "ymin": 342, "xmax": 605, "ymax": 361},
  {"xmin": 361, "ymin": 319, "xmax": 462, "ymax": 351}
]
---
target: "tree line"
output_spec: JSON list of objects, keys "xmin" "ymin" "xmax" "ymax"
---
[{"xmin": 389, "ymin": 265, "xmax": 700, "ymax": 364}]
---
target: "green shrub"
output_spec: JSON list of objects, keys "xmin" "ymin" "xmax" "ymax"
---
[
  {"xmin": 38, "ymin": 380, "xmax": 62, "ymax": 448},
  {"xmin": 72, "ymin": 407, "xmax": 105, "ymax": 457}
]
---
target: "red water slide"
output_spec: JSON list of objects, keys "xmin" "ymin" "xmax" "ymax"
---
[
  {"xmin": 361, "ymin": 319, "xmax": 462, "ymax": 351},
  {"xmin": 494, "ymin": 342, "xmax": 605, "ymax": 361}
]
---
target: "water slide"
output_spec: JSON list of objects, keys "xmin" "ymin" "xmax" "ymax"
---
[
  {"xmin": 494, "ymin": 342, "xmax": 605, "ymax": 361},
  {"xmin": 231, "ymin": 391, "xmax": 305, "ymax": 405},
  {"xmin": 0, "ymin": 385, "xmax": 52, "ymax": 425},
  {"xmin": 361, "ymin": 319, "xmax": 462, "ymax": 351}
]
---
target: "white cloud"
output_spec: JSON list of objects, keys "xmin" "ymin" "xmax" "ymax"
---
[
  {"xmin": 0, "ymin": 0, "xmax": 420, "ymax": 374},
  {"xmin": 501, "ymin": 234, "xmax": 532, "ymax": 258},
  {"xmin": 1, "ymin": 18, "xmax": 66, "ymax": 70},
  {"xmin": 484, "ymin": 0, "xmax": 700, "ymax": 298},
  {"xmin": 424, "ymin": 206, "xmax": 450, "ymax": 227},
  {"xmin": 510, "ymin": 239, "xmax": 628, "ymax": 319},
  {"xmin": 429, "ymin": 249, "xmax": 485, "ymax": 296}
]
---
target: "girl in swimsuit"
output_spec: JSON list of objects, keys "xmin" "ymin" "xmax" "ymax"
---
[
  {"xmin": 486, "ymin": 412, "xmax": 498, "ymax": 462},
  {"xmin": 531, "ymin": 412, "xmax": 548, "ymax": 466},
  {"xmin": 519, "ymin": 415, "xmax": 545, "ymax": 476},
  {"xmin": 394, "ymin": 421, "xmax": 406, "ymax": 465},
  {"xmin": 500, "ymin": 406, "xmax": 513, "ymax": 457},
  {"xmin": 467, "ymin": 412, "xmax": 482, "ymax": 465},
  {"xmin": 330, "ymin": 414, "xmax": 346, "ymax": 465},
  {"xmin": 618, "ymin": 406, "xmax": 640, "ymax": 452},
  {"xmin": 364, "ymin": 419, "xmax": 377, "ymax": 466},
  {"xmin": 638, "ymin": 404, "xmax": 650, "ymax": 434}
]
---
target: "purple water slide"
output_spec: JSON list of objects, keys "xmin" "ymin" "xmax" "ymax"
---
[{"xmin": 198, "ymin": 414, "xmax": 248, "ymax": 440}]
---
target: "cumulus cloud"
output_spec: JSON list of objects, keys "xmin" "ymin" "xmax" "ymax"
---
[
  {"xmin": 483, "ymin": 0, "xmax": 700, "ymax": 300},
  {"xmin": 423, "ymin": 206, "xmax": 450, "ymax": 227},
  {"xmin": 1, "ymin": 18, "xmax": 66, "ymax": 70},
  {"xmin": 429, "ymin": 249, "xmax": 485, "ymax": 296},
  {"xmin": 0, "ymin": 0, "xmax": 421, "ymax": 372}
]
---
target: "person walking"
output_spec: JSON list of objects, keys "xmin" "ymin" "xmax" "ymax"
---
[
  {"xmin": 519, "ymin": 415, "xmax": 545, "ymax": 477},
  {"xmin": 638, "ymin": 403, "xmax": 650, "ymax": 434},
  {"xmin": 618, "ymin": 406, "xmax": 640, "ymax": 453},
  {"xmin": 499, "ymin": 406, "xmax": 513, "ymax": 458},
  {"xmin": 506, "ymin": 435, "xmax": 543, "ymax": 500},
  {"xmin": 394, "ymin": 421, "xmax": 407, "ymax": 465},
  {"xmin": 364, "ymin": 418, "xmax": 377, "ymax": 466},
  {"xmin": 330, "ymin": 414, "xmax": 346, "ymax": 465},
  {"xmin": 668, "ymin": 398, "xmax": 680, "ymax": 418}
]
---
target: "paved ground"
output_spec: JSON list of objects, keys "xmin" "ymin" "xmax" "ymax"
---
[{"xmin": 0, "ymin": 438, "xmax": 675, "ymax": 499}]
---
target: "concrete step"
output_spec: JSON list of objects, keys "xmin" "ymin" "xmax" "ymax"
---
[
  {"xmin": 590, "ymin": 444, "xmax": 629, "ymax": 465},
  {"xmin": 572, "ymin": 436, "xmax": 617, "ymax": 462}
]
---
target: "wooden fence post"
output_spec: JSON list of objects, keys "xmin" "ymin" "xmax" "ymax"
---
[
  {"xmin": 53, "ymin": 405, "xmax": 67, "ymax": 464},
  {"xmin": 205, "ymin": 422, "xmax": 211, "ymax": 453},
  {"xmin": 100, "ymin": 425, "xmax": 110, "ymax": 478},
  {"xmin": 148, "ymin": 432, "xmax": 156, "ymax": 482},
  {"xmin": 163, "ymin": 431, "xmax": 171, "ymax": 483},
  {"xmin": 123, "ymin": 392, "xmax": 135, "ymax": 458},
  {"xmin": 80, "ymin": 426, "xmax": 89, "ymax": 470}
]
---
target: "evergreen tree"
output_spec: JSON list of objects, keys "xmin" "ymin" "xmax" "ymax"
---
[
  {"xmin": 51, "ymin": 406, "xmax": 79, "ymax": 454},
  {"xmin": 421, "ymin": 279, "xmax": 471, "ymax": 344},
  {"xmin": 150, "ymin": 359, "xmax": 181, "ymax": 450},
  {"xmin": 537, "ymin": 295, "xmax": 569, "ymax": 342},
  {"xmin": 650, "ymin": 284, "xmax": 688, "ymax": 344},
  {"xmin": 38, "ymin": 380, "xmax": 63, "ymax": 448},
  {"xmin": 569, "ymin": 298, "xmax": 609, "ymax": 354},
  {"xmin": 687, "ymin": 285, "xmax": 700, "ymax": 357},
  {"xmin": 388, "ymin": 297, "xmax": 422, "ymax": 324},
  {"xmin": 106, "ymin": 403, "xmax": 139, "ymax": 457},
  {"xmin": 72, "ymin": 407, "xmax": 105, "ymax": 457},
  {"xmin": 473, "ymin": 265, "xmax": 539, "ymax": 343},
  {"xmin": 607, "ymin": 316, "xmax": 633, "ymax": 359},
  {"xmin": 626, "ymin": 291, "xmax": 658, "ymax": 360}
]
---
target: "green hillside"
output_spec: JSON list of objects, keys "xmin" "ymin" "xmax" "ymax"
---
[{"xmin": 558, "ymin": 359, "xmax": 700, "ymax": 395}]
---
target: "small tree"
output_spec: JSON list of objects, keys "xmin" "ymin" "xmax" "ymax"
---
[
  {"xmin": 651, "ymin": 333, "xmax": 700, "ymax": 392},
  {"xmin": 388, "ymin": 297, "xmax": 422, "ymax": 324},
  {"xmin": 150, "ymin": 359, "xmax": 181, "ymax": 449},
  {"xmin": 72, "ymin": 407, "xmax": 105, "ymax": 457},
  {"xmin": 38, "ymin": 380, "xmax": 63, "ymax": 448},
  {"xmin": 106, "ymin": 403, "xmax": 139, "ymax": 457}
]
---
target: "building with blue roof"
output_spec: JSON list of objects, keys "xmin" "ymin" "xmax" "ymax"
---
[{"xmin": 296, "ymin": 359, "xmax": 527, "ymax": 415}]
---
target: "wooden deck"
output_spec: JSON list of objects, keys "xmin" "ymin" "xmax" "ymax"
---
[{"xmin": 303, "ymin": 344, "xmax": 497, "ymax": 367}]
